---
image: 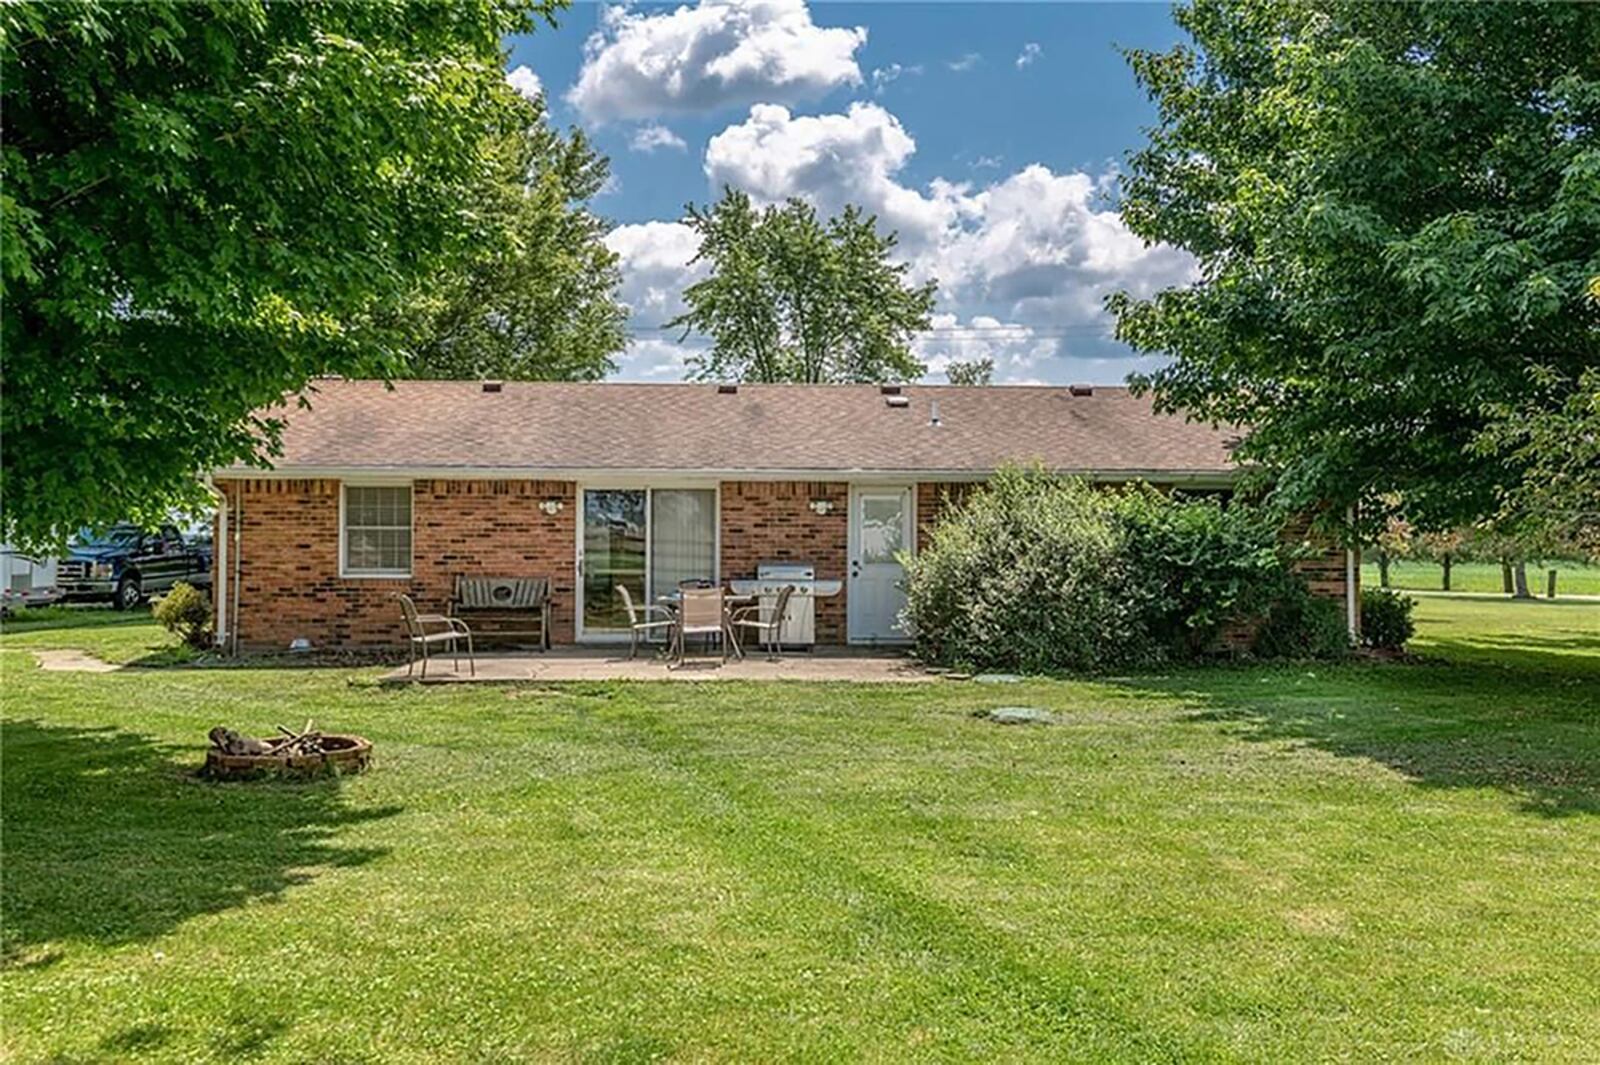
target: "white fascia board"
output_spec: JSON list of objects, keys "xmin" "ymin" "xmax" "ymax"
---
[{"xmin": 210, "ymin": 465, "xmax": 1242, "ymax": 488}]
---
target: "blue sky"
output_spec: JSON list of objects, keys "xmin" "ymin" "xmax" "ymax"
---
[{"xmin": 505, "ymin": 2, "xmax": 1192, "ymax": 384}]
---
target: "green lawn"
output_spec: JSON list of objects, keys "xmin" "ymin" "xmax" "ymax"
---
[
  {"xmin": 1362, "ymin": 558, "xmax": 1600, "ymax": 596},
  {"xmin": 3, "ymin": 599, "xmax": 1597, "ymax": 1061}
]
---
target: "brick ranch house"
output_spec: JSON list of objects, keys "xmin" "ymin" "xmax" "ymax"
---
[{"xmin": 209, "ymin": 379, "xmax": 1357, "ymax": 651}]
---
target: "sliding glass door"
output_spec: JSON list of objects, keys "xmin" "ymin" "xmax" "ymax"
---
[
  {"xmin": 649, "ymin": 489, "xmax": 716, "ymax": 600},
  {"xmin": 581, "ymin": 489, "xmax": 646, "ymax": 634},
  {"xmin": 579, "ymin": 487, "xmax": 717, "ymax": 638}
]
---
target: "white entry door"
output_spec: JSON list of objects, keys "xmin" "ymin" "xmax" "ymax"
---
[{"xmin": 848, "ymin": 485, "xmax": 913, "ymax": 643}]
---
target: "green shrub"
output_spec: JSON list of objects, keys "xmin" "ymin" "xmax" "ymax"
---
[
  {"xmin": 1113, "ymin": 486, "xmax": 1294, "ymax": 657},
  {"xmin": 902, "ymin": 470, "xmax": 1146, "ymax": 673},
  {"xmin": 1253, "ymin": 586, "xmax": 1351, "ymax": 660},
  {"xmin": 1360, "ymin": 587, "xmax": 1416, "ymax": 649},
  {"xmin": 902, "ymin": 467, "xmax": 1337, "ymax": 673},
  {"xmin": 152, "ymin": 581, "xmax": 213, "ymax": 649}
]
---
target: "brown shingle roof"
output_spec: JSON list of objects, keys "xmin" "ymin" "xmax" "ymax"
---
[{"xmin": 231, "ymin": 379, "xmax": 1240, "ymax": 480}]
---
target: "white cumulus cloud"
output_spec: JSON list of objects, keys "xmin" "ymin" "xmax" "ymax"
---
[
  {"xmin": 568, "ymin": 0, "xmax": 866, "ymax": 123},
  {"xmin": 603, "ymin": 221, "xmax": 713, "ymax": 380},
  {"xmin": 630, "ymin": 123, "xmax": 689, "ymax": 153},
  {"xmin": 948, "ymin": 52, "xmax": 981, "ymax": 73},
  {"xmin": 928, "ymin": 164, "xmax": 1196, "ymax": 326},
  {"xmin": 689, "ymin": 102, "xmax": 1196, "ymax": 383},
  {"xmin": 705, "ymin": 103, "xmax": 960, "ymax": 249},
  {"xmin": 1016, "ymin": 42, "xmax": 1041, "ymax": 69},
  {"xmin": 506, "ymin": 65, "xmax": 542, "ymax": 101},
  {"xmin": 603, "ymin": 221, "xmax": 708, "ymax": 327}
]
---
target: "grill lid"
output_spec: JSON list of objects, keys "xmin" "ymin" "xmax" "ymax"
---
[{"xmin": 757, "ymin": 562, "xmax": 815, "ymax": 580}]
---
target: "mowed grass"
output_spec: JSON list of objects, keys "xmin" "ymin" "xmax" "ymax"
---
[
  {"xmin": 1362, "ymin": 558, "xmax": 1600, "ymax": 596},
  {"xmin": 2, "ymin": 600, "xmax": 1597, "ymax": 1061},
  {"xmin": 1, "ymin": 605, "xmax": 198, "ymax": 666}
]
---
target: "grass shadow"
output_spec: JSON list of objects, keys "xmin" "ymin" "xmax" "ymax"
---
[
  {"xmin": 1110, "ymin": 657, "xmax": 1599, "ymax": 818},
  {"xmin": 1, "ymin": 719, "xmax": 398, "ymax": 964},
  {"xmin": 120, "ymin": 648, "xmax": 406, "ymax": 671},
  {"xmin": 1414, "ymin": 632, "xmax": 1600, "ymax": 674}
]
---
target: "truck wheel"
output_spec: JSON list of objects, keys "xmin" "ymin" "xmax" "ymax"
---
[{"xmin": 114, "ymin": 576, "xmax": 143, "ymax": 610}]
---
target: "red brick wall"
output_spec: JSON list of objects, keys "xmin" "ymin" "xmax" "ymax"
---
[
  {"xmin": 217, "ymin": 478, "xmax": 576, "ymax": 650},
  {"xmin": 1285, "ymin": 513, "xmax": 1357, "ymax": 635},
  {"xmin": 719, "ymin": 481, "xmax": 849, "ymax": 644}
]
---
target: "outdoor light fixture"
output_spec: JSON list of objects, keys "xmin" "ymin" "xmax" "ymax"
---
[
  {"xmin": 539, "ymin": 499, "xmax": 565, "ymax": 515},
  {"xmin": 808, "ymin": 499, "xmax": 835, "ymax": 515}
]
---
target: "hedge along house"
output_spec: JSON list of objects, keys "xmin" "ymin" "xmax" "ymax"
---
[{"xmin": 209, "ymin": 379, "xmax": 1358, "ymax": 652}]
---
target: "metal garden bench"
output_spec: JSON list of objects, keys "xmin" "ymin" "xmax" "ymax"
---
[{"xmin": 449, "ymin": 575, "xmax": 552, "ymax": 650}]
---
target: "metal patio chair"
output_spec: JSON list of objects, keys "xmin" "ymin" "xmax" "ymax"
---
[
  {"xmin": 729, "ymin": 584, "xmax": 795, "ymax": 660},
  {"xmin": 673, "ymin": 587, "xmax": 730, "ymax": 665},
  {"xmin": 617, "ymin": 584, "xmax": 675, "ymax": 659},
  {"xmin": 395, "ymin": 593, "xmax": 475, "ymax": 679}
]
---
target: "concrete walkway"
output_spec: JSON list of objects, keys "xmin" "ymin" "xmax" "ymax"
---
[
  {"xmin": 31, "ymin": 649, "xmax": 119, "ymax": 673},
  {"xmin": 380, "ymin": 646, "xmax": 937, "ymax": 684}
]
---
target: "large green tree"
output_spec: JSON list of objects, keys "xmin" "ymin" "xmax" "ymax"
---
[
  {"xmin": 1111, "ymin": 1, "xmax": 1600, "ymax": 534},
  {"xmin": 670, "ymin": 189, "xmax": 936, "ymax": 383},
  {"xmin": 398, "ymin": 100, "xmax": 626, "ymax": 382},
  {"xmin": 2, "ymin": 0, "xmax": 556, "ymax": 549},
  {"xmin": 1474, "ymin": 364, "xmax": 1600, "ymax": 556}
]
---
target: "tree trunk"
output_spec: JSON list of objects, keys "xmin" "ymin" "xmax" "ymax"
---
[
  {"xmin": 1441, "ymin": 554, "xmax": 1452, "ymax": 591},
  {"xmin": 1547, "ymin": 569, "xmax": 1558, "ymax": 599},
  {"xmin": 1378, "ymin": 551, "xmax": 1390, "ymax": 588},
  {"xmin": 1512, "ymin": 561, "xmax": 1531, "ymax": 599},
  {"xmin": 1501, "ymin": 559, "xmax": 1514, "ymax": 594}
]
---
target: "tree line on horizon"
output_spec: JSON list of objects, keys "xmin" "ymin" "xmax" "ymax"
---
[{"xmin": 3, "ymin": 0, "xmax": 1594, "ymax": 562}]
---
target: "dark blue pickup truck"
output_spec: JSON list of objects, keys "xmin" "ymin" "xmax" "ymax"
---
[{"xmin": 58, "ymin": 524, "xmax": 213, "ymax": 610}]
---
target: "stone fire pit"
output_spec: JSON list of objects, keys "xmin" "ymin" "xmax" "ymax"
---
[{"xmin": 203, "ymin": 723, "xmax": 372, "ymax": 780}]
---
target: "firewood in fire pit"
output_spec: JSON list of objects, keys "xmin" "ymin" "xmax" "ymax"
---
[{"xmin": 273, "ymin": 721, "xmax": 328, "ymax": 756}]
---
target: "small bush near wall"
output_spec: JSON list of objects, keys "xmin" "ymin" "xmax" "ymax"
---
[
  {"xmin": 902, "ymin": 468, "xmax": 1346, "ymax": 672},
  {"xmin": 1253, "ymin": 586, "xmax": 1351, "ymax": 660},
  {"xmin": 153, "ymin": 581, "xmax": 212, "ymax": 650},
  {"xmin": 1360, "ymin": 588, "xmax": 1416, "ymax": 650}
]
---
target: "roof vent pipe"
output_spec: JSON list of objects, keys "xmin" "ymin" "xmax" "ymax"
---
[
  {"xmin": 1069, "ymin": 383, "xmax": 1094, "ymax": 397},
  {"xmin": 482, "ymin": 380, "xmax": 504, "ymax": 394},
  {"xmin": 717, "ymin": 383, "xmax": 738, "ymax": 394},
  {"xmin": 929, "ymin": 400, "xmax": 942, "ymax": 427},
  {"xmin": 880, "ymin": 384, "xmax": 902, "ymax": 395}
]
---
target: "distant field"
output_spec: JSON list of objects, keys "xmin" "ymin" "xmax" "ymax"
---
[{"xmin": 1362, "ymin": 560, "xmax": 1600, "ymax": 597}]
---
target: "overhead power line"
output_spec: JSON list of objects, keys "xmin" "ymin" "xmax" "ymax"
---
[{"xmin": 625, "ymin": 322, "xmax": 1120, "ymax": 338}]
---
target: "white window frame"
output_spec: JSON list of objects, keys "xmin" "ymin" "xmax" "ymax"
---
[{"xmin": 339, "ymin": 480, "xmax": 414, "ymax": 579}]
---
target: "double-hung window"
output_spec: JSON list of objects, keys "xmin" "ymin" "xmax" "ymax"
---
[{"xmin": 342, "ymin": 484, "xmax": 412, "ymax": 577}]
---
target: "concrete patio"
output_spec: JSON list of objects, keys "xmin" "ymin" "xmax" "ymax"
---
[{"xmin": 379, "ymin": 645, "xmax": 938, "ymax": 684}]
